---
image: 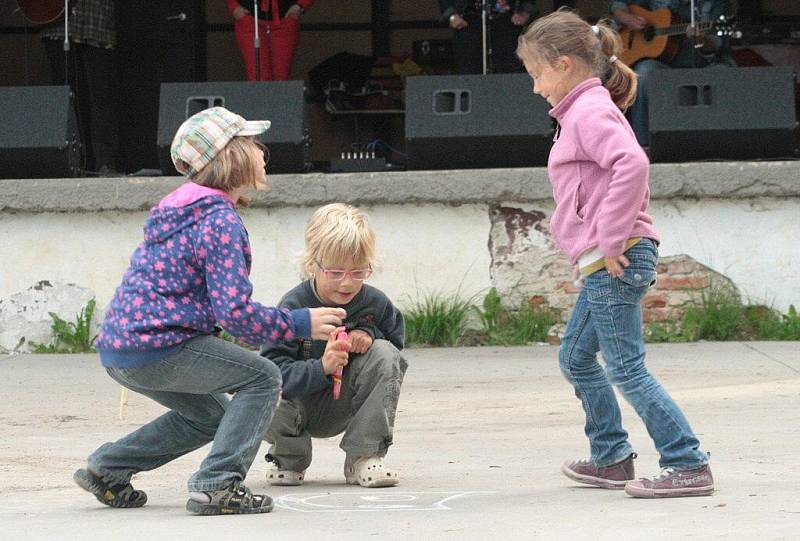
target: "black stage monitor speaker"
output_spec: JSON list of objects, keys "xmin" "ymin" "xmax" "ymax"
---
[
  {"xmin": 648, "ymin": 67, "xmax": 797, "ymax": 162},
  {"xmin": 0, "ymin": 86, "xmax": 81, "ymax": 179},
  {"xmin": 158, "ymin": 81, "xmax": 309, "ymax": 175},
  {"xmin": 405, "ymin": 74, "xmax": 553, "ymax": 170}
]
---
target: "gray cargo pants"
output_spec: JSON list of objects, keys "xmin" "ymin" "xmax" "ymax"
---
[{"xmin": 265, "ymin": 339, "xmax": 407, "ymax": 472}]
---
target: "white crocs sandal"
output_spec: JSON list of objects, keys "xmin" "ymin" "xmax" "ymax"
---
[
  {"xmin": 344, "ymin": 456, "xmax": 399, "ymax": 488},
  {"xmin": 266, "ymin": 463, "xmax": 305, "ymax": 486}
]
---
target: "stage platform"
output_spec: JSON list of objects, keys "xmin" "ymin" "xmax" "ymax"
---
[{"xmin": 1, "ymin": 160, "xmax": 799, "ymax": 212}]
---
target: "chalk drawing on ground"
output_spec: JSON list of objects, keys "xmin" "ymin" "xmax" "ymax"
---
[{"xmin": 275, "ymin": 491, "xmax": 496, "ymax": 512}]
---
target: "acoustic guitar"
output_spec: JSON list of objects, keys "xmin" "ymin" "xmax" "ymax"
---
[
  {"xmin": 16, "ymin": 0, "xmax": 73, "ymax": 25},
  {"xmin": 618, "ymin": 5, "xmax": 737, "ymax": 66}
]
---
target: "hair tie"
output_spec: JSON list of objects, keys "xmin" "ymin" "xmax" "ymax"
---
[
  {"xmin": 591, "ymin": 25, "xmax": 599, "ymax": 36},
  {"xmin": 609, "ymin": 55, "xmax": 618, "ymax": 64}
]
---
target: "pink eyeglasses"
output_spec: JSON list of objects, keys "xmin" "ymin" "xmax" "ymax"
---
[{"xmin": 315, "ymin": 261, "xmax": 373, "ymax": 281}]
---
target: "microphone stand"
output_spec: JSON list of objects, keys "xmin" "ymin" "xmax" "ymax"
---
[
  {"xmin": 689, "ymin": 0, "xmax": 696, "ymax": 68},
  {"xmin": 481, "ymin": 0, "xmax": 491, "ymax": 74},
  {"xmin": 253, "ymin": 0, "xmax": 260, "ymax": 81},
  {"xmin": 63, "ymin": 0, "xmax": 70, "ymax": 86}
]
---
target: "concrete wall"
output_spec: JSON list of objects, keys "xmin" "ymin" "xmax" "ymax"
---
[{"xmin": 1, "ymin": 161, "xmax": 798, "ymax": 315}]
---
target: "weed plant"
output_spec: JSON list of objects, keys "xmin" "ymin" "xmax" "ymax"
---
[
  {"xmin": 646, "ymin": 287, "xmax": 800, "ymax": 343},
  {"xmin": 474, "ymin": 288, "xmax": 556, "ymax": 345},
  {"xmin": 32, "ymin": 299, "xmax": 97, "ymax": 353},
  {"xmin": 404, "ymin": 291, "xmax": 473, "ymax": 347}
]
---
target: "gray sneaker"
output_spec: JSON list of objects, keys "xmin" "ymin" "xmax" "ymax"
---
[
  {"xmin": 625, "ymin": 465, "xmax": 714, "ymax": 498},
  {"xmin": 561, "ymin": 453, "xmax": 636, "ymax": 489},
  {"xmin": 186, "ymin": 483, "xmax": 274, "ymax": 515},
  {"xmin": 73, "ymin": 468, "xmax": 147, "ymax": 508}
]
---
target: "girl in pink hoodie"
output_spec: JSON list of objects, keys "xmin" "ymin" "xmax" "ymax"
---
[{"xmin": 516, "ymin": 10, "xmax": 714, "ymax": 498}]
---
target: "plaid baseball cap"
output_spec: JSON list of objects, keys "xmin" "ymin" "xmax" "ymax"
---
[{"xmin": 170, "ymin": 106, "xmax": 271, "ymax": 177}]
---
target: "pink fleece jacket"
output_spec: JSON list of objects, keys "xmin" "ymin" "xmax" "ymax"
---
[{"xmin": 546, "ymin": 78, "xmax": 659, "ymax": 264}]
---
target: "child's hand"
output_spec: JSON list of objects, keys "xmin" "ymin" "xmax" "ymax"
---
[
  {"xmin": 571, "ymin": 266, "xmax": 584, "ymax": 289},
  {"xmin": 348, "ymin": 329, "xmax": 373, "ymax": 354},
  {"xmin": 604, "ymin": 254, "xmax": 630, "ymax": 278},
  {"xmin": 322, "ymin": 328, "xmax": 349, "ymax": 376},
  {"xmin": 309, "ymin": 307, "xmax": 346, "ymax": 340}
]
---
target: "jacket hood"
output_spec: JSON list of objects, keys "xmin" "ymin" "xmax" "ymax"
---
[{"xmin": 143, "ymin": 182, "xmax": 234, "ymax": 245}]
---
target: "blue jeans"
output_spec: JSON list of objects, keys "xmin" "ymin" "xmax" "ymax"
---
[
  {"xmin": 630, "ymin": 43, "xmax": 718, "ymax": 146},
  {"xmin": 558, "ymin": 239, "xmax": 708, "ymax": 470},
  {"xmin": 630, "ymin": 59, "xmax": 668, "ymax": 147},
  {"xmin": 88, "ymin": 335, "xmax": 282, "ymax": 492}
]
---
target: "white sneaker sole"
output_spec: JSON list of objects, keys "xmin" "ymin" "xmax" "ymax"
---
[
  {"xmin": 624, "ymin": 483, "xmax": 714, "ymax": 498},
  {"xmin": 345, "ymin": 474, "xmax": 399, "ymax": 488},
  {"xmin": 266, "ymin": 470, "xmax": 304, "ymax": 486}
]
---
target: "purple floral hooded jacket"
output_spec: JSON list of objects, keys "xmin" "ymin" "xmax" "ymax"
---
[{"xmin": 95, "ymin": 183, "xmax": 310, "ymax": 367}]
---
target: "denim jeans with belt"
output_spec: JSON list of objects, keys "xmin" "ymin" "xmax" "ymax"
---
[
  {"xmin": 558, "ymin": 238, "xmax": 708, "ymax": 470},
  {"xmin": 89, "ymin": 335, "xmax": 282, "ymax": 492}
]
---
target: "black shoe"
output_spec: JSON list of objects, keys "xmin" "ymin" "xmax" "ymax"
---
[
  {"xmin": 95, "ymin": 165, "xmax": 125, "ymax": 177},
  {"xmin": 186, "ymin": 483, "xmax": 274, "ymax": 516},
  {"xmin": 73, "ymin": 468, "xmax": 147, "ymax": 508}
]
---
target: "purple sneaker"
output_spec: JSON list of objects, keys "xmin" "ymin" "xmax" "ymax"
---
[
  {"xmin": 561, "ymin": 453, "xmax": 636, "ymax": 489},
  {"xmin": 625, "ymin": 465, "xmax": 714, "ymax": 498}
]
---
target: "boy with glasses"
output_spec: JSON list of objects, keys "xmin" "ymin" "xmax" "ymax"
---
[{"xmin": 261, "ymin": 203, "xmax": 407, "ymax": 487}]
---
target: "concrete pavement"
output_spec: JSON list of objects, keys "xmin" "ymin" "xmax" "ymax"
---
[{"xmin": 1, "ymin": 342, "xmax": 798, "ymax": 540}]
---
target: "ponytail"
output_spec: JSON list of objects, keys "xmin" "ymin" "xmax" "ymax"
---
[{"xmin": 595, "ymin": 22, "xmax": 637, "ymax": 112}]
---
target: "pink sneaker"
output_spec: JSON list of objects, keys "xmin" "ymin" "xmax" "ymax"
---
[
  {"xmin": 561, "ymin": 453, "xmax": 636, "ymax": 489},
  {"xmin": 625, "ymin": 465, "xmax": 714, "ymax": 498}
]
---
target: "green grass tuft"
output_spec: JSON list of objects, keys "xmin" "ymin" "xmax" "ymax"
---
[
  {"xmin": 404, "ymin": 291, "xmax": 473, "ymax": 347},
  {"xmin": 681, "ymin": 287, "xmax": 746, "ymax": 341},
  {"xmin": 31, "ymin": 299, "xmax": 97, "ymax": 353},
  {"xmin": 474, "ymin": 288, "xmax": 557, "ymax": 345},
  {"xmin": 646, "ymin": 287, "xmax": 799, "ymax": 343}
]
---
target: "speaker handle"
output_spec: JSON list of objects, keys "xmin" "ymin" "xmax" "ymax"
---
[
  {"xmin": 433, "ymin": 89, "xmax": 471, "ymax": 115},
  {"xmin": 185, "ymin": 96, "xmax": 226, "ymax": 119}
]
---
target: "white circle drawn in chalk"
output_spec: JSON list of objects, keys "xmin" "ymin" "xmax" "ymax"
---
[{"xmin": 361, "ymin": 495, "xmax": 417, "ymax": 503}]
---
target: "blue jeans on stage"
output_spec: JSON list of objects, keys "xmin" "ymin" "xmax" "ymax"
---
[
  {"xmin": 630, "ymin": 41, "xmax": 724, "ymax": 147},
  {"xmin": 558, "ymin": 239, "xmax": 708, "ymax": 470},
  {"xmin": 630, "ymin": 59, "xmax": 668, "ymax": 147},
  {"xmin": 89, "ymin": 335, "xmax": 282, "ymax": 492}
]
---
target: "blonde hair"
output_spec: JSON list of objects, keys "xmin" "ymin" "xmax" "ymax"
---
[
  {"xmin": 192, "ymin": 136, "xmax": 269, "ymax": 206},
  {"xmin": 516, "ymin": 9, "xmax": 637, "ymax": 112},
  {"xmin": 300, "ymin": 203, "xmax": 377, "ymax": 278}
]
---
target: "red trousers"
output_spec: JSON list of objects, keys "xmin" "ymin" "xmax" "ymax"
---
[{"xmin": 234, "ymin": 15, "xmax": 300, "ymax": 81}]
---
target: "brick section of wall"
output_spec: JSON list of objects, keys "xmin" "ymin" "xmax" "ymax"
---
[
  {"xmin": 544, "ymin": 255, "xmax": 736, "ymax": 345},
  {"xmin": 643, "ymin": 256, "xmax": 736, "ymax": 324},
  {"xmin": 543, "ymin": 255, "xmax": 737, "ymax": 343},
  {"xmin": 487, "ymin": 206, "xmax": 738, "ymax": 343}
]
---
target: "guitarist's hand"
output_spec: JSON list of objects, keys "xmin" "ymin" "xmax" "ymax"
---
[
  {"xmin": 511, "ymin": 11, "xmax": 530, "ymax": 26},
  {"xmin": 685, "ymin": 24, "xmax": 704, "ymax": 38},
  {"xmin": 449, "ymin": 13, "xmax": 468, "ymax": 30},
  {"xmin": 614, "ymin": 10, "xmax": 647, "ymax": 31},
  {"xmin": 685, "ymin": 25, "xmax": 717, "ymax": 51}
]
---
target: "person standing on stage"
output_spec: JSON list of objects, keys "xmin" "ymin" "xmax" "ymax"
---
[
  {"xmin": 228, "ymin": 0, "xmax": 314, "ymax": 81},
  {"xmin": 41, "ymin": 0, "xmax": 120, "ymax": 175},
  {"xmin": 439, "ymin": 1, "xmax": 538, "ymax": 74},
  {"xmin": 610, "ymin": 0, "xmax": 734, "ymax": 147}
]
